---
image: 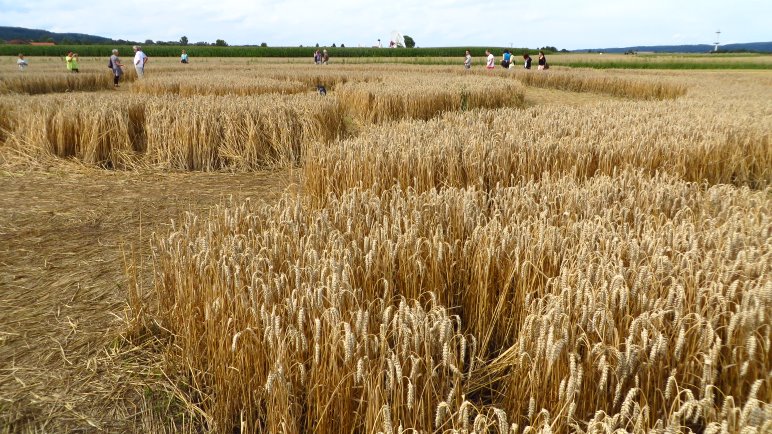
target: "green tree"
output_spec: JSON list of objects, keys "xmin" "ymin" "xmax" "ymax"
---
[
  {"xmin": 215, "ymin": 39, "xmax": 228, "ymax": 47},
  {"xmin": 260, "ymin": 42, "xmax": 268, "ymax": 47},
  {"xmin": 180, "ymin": 36, "xmax": 189, "ymax": 46},
  {"xmin": 403, "ymin": 35, "xmax": 415, "ymax": 48},
  {"xmin": 145, "ymin": 39, "xmax": 154, "ymax": 45}
]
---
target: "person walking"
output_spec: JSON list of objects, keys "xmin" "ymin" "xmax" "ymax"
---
[
  {"xmin": 523, "ymin": 53, "xmax": 532, "ymax": 69},
  {"xmin": 313, "ymin": 49, "xmax": 321, "ymax": 64},
  {"xmin": 321, "ymin": 49, "xmax": 329, "ymax": 65},
  {"xmin": 464, "ymin": 50, "xmax": 472, "ymax": 69},
  {"xmin": 538, "ymin": 51, "xmax": 548, "ymax": 70},
  {"xmin": 501, "ymin": 49, "xmax": 511, "ymax": 68},
  {"xmin": 485, "ymin": 49, "xmax": 494, "ymax": 69},
  {"xmin": 133, "ymin": 45, "xmax": 148, "ymax": 78},
  {"xmin": 17, "ymin": 53, "xmax": 28, "ymax": 71},
  {"xmin": 110, "ymin": 49, "xmax": 125, "ymax": 87}
]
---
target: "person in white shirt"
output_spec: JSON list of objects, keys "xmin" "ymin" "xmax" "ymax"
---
[
  {"xmin": 485, "ymin": 50, "xmax": 494, "ymax": 69},
  {"xmin": 17, "ymin": 53, "xmax": 28, "ymax": 71},
  {"xmin": 132, "ymin": 45, "xmax": 148, "ymax": 78}
]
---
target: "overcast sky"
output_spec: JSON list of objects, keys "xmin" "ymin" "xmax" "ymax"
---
[{"xmin": 1, "ymin": 0, "xmax": 769, "ymax": 49}]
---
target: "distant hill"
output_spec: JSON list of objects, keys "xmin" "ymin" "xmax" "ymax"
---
[
  {"xmin": 576, "ymin": 42, "xmax": 772, "ymax": 53},
  {"xmin": 0, "ymin": 26, "xmax": 123, "ymax": 44}
]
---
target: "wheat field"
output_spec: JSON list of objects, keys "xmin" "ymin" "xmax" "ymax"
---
[{"xmin": 0, "ymin": 56, "xmax": 769, "ymax": 433}]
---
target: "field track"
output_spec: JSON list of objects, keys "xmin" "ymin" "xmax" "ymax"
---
[{"xmin": 0, "ymin": 168, "xmax": 293, "ymax": 431}]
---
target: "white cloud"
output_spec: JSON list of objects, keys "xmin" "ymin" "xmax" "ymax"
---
[{"xmin": 1, "ymin": 0, "xmax": 770, "ymax": 49}]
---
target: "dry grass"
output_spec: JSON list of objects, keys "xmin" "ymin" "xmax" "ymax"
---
[
  {"xmin": 304, "ymin": 99, "xmax": 770, "ymax": 200},
  {"xmin": 336, "ymin": 75, "xmax": 525, "ymax": 123},
  {"xmin": 510, "ymin": 68, "xmax": 687, "ymax": 99},
  {"xmin": 143, "ymin": 94, "xmax": 345, "ymax": 170},
  {"xmin": 0, "ymin": 71, "xmax": 138, "ymax": 94},
  {"xmin": 1, "ymin": 94, "xmax": 146, "ymax": 168},
  {"xmin": 148, "ymin": 169, "xmax": 770, "ymax": 433},
  {"xmin": 1, "ymin": 70, "xmax": 527, "ymax": 170},
  {"xmin": 131, "ymin": 75, "xmax": 310, "ymax": 97},
  {"xmin": 1, "ymin": 58, "xmax": 769, "ymax": 433},
  {"xmin": 0, "ymin": 166, "xmax": 293, "ymax": 433},
  {"xmin": 0, "ymin": 98, "xmax": 14, "ymax": 145},
  {"xmin": 548, "ymin": 52, "xmax": 772, "ymax": 67},
  {"xmin": 1, "ymin": 93, "xmax": 345, "ymax": 170}
]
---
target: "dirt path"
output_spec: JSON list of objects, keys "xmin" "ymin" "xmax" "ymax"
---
[{"xmin": 0, "ymin": 166, "xmax": 295, "ymax": 432}]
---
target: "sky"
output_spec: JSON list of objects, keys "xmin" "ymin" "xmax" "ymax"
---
[{"xmin": 1, "ymin": 0, "xmax": 770, "ymax": 50}]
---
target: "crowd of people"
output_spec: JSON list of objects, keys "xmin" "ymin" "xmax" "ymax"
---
[
  {"xmin": 14, "ymin": 45, "xmax": 152, "ymax": 88},
  {"xmin": 13, "ymin": 46, "xmax": 550, "ymax": 81},
  {"xmin": 471, "ymin": 50, "xmax": 549, "ymax": 70},
  {"xmin": 107, "ymin": 45, "xmax": 149, "ymax": 87},
  {"xmin": 313, "ymin": 49, "xmax": 330, "ymax": 65}
]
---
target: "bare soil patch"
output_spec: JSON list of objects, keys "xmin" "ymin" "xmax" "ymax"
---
[{"xmin": 0, "ymin": 165, "xmax": 294, "ymax": 432}]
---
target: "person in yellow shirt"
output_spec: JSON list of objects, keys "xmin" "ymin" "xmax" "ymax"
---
[{"xmin": 65, "ymin": 52, "xmax": 80, "ymax": 73}]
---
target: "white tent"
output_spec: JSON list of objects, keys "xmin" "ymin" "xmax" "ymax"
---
[{"xmin": 390, "ymin": 31, "xmax": 405, "ymax": 48}]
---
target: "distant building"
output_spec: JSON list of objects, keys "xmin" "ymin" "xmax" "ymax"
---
[{"xmin": 5, "ymin": 40, "xmax": 56, "ymax": 45}]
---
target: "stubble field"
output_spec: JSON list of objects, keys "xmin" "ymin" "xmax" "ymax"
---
[{"xmin": 0, "ymin": 55, "xmax": 770, "ymax": 433}]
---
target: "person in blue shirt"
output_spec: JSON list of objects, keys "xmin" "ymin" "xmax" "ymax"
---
[
  {"xmin": 180, "ymin": 50, "xmax": 189, "ymax": 64},
  {"xmin": 501, "ymin": 50, "xmax": 512, "ymax": 68}
]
